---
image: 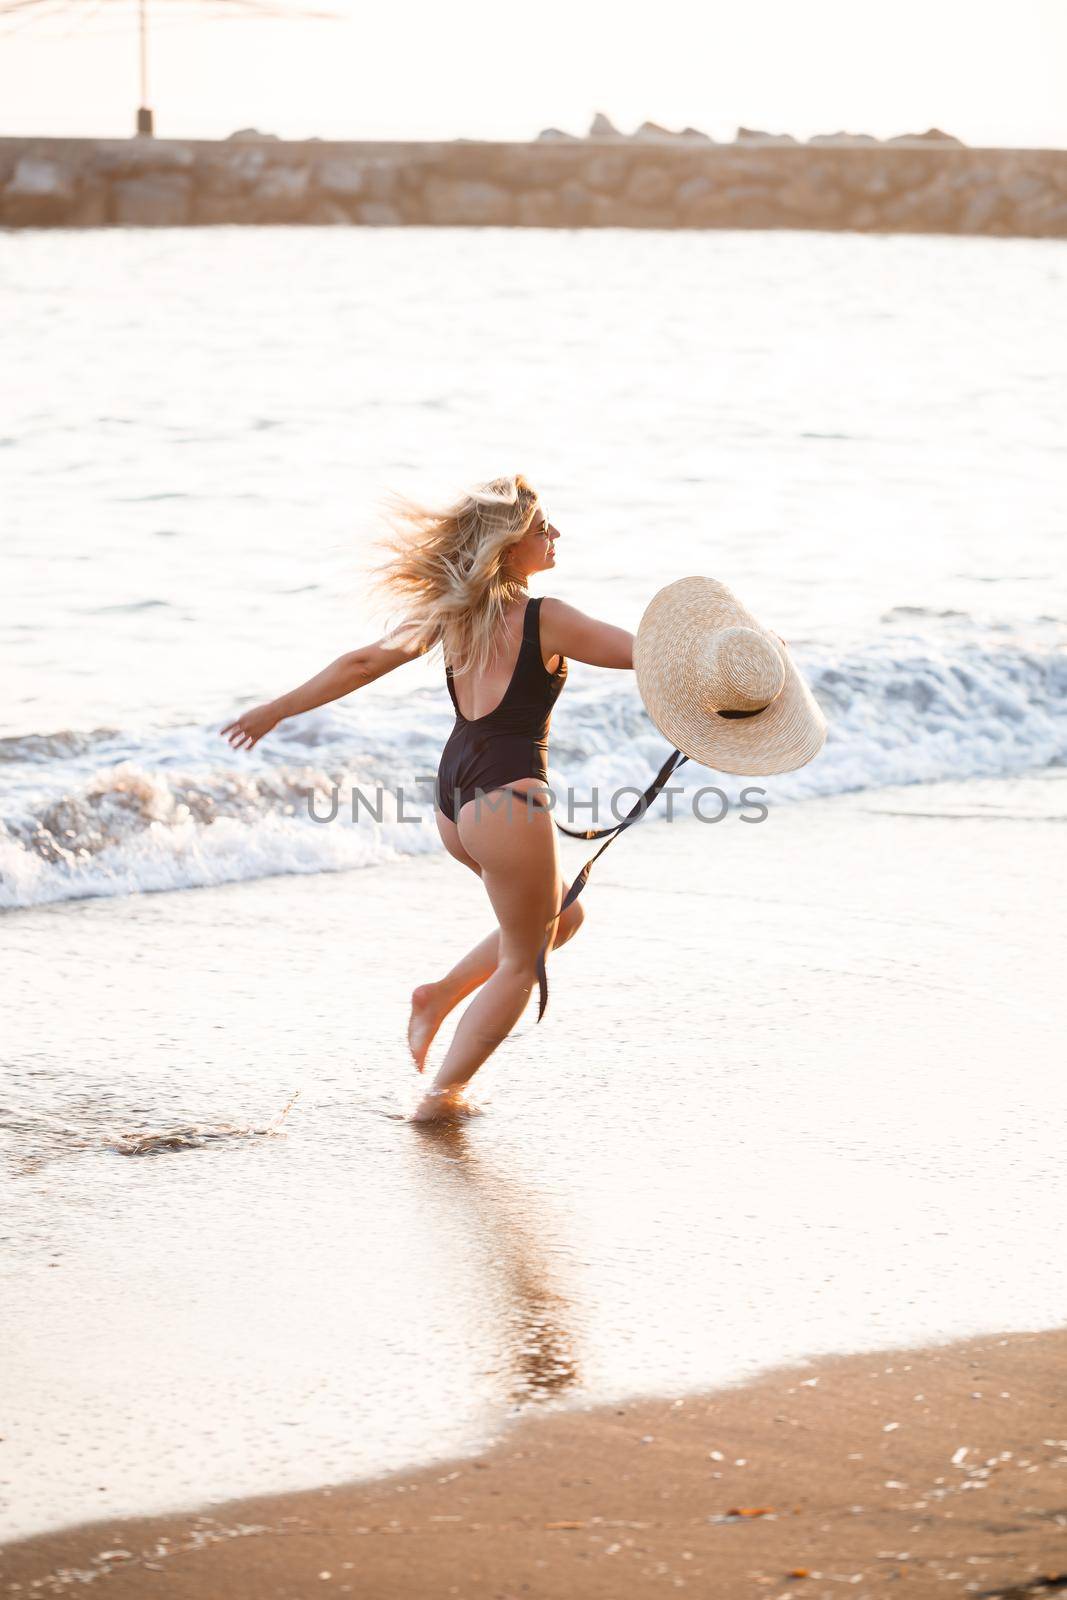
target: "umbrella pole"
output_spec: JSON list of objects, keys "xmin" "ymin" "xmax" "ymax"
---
[{"xmin": 136, "ymin": 0, "xmax": 153, "ymax": 135}]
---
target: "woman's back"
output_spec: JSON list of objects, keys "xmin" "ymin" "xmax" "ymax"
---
[
  {"xmin": 436, "ymin": 595, "xmax": 567, "ymax": 826},
  {"xmin": 445, "ymin": 596, "xmax": 565, "ymax": 725}
]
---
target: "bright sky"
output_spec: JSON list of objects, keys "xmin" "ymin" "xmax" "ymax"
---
[{"xmin": 1, "ymin": 0, "xmax": 1065, "ymax": 149}]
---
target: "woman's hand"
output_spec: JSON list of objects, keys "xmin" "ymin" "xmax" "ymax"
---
[
  {"xmin": 218, "ymin": 632, "xmax": 423, "ymax": 754},
  {"xmin": 220, "ymin": 703, "xmax": 282, "ymax": 752}
]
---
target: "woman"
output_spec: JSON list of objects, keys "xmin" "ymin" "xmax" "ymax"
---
[{"xmin": 220, "ymin": 474, "xmax": 634, "ymax": 1122}]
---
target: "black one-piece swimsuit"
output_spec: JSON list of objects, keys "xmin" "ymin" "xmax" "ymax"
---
[{"xmin": 436, "ymin": 595, "xmax": 567, "ymax": 823}]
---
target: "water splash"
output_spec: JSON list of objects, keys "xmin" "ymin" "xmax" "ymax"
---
[{"xmin": 110, "ymin": 1090, "xmax": 301, "ymax": 1157}]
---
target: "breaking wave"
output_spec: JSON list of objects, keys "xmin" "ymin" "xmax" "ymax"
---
[{"xmin": 1, "ymin": 618, "xmax": 1064, "ymax": 911}]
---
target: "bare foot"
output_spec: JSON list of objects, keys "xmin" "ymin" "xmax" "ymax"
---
[
  {"xmin": 408, "ymin": 1086, "xmax": 483, "ymax": 1124},
  {"xmin": 407, "ymin": 982, "xmax": 452, "ymax": 1073}
]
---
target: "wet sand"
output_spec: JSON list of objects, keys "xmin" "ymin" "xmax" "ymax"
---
[
  {"xmin": 3, "ymin": 771, "xmax": 1065, "ymax": 1552},
  {"xmin": 3, "ymin": 1326, "xmax": 1065, "ymax": 1598}
]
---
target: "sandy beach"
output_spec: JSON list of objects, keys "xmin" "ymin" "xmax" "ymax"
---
[{"xmin": 3, "ymin": 1326, "xmax": 1066, "ymax": 1597}]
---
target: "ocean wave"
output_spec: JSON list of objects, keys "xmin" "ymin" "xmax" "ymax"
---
[
  {"xmin": 1, "ymin": 621, "xmax": 1064, "ymax": 911},
  {"xmin": 0, "ymin": 727, "xmax": 124, "ymax": 766}
]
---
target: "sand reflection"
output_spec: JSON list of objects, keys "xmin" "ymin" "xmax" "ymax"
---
[{"xmin": 410, "ymin": 1122, "xmax": 580, "ymax": 1406}]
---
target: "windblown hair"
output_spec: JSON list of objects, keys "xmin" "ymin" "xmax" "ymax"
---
[{"xmin": 371, "ymin": 473, "xmax": 542, "ymax": 677}]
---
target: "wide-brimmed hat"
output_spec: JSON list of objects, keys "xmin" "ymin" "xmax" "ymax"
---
[{"xmin": 633, "ymin": 576, "xmax": 827, "ymax": 775}]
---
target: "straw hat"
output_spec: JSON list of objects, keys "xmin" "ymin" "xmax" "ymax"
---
[{"xmin": 633, "ymin": 576, "xmax": 827, "ymax": 775}]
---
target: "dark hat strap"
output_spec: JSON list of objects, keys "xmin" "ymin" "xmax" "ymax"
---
[
  {"xmin": 718, "ymin": 703, "xmax": 772, "ymax": 719},
  {"xmin": 535, "ymin": 746, "xmax": 690, "ymax": 1024}
]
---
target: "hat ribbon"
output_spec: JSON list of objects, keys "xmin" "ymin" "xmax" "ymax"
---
[
  {"xmin": 532, "ymin": 700, "xmax": 773, "ymax": 1020},
  {"xmin": 534, "ymin": 745, "xmax": 690, "ymax": 1024}
]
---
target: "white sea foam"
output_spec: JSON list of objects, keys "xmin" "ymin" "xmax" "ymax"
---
[{"xmin": 2, "ymin": 619, "xmax": 1064, "ymax": 911}]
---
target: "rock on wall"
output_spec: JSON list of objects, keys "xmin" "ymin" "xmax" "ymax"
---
[{"xmin": 1, "ymin": 136, "xmax": 1066, "ymax": 237}]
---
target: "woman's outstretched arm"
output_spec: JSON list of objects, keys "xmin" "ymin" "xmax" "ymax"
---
[
  {"xmin": 539, "ymin": 597, "xmax": 634, "ymax": 670},
  {"xmin": 220, "ymin": 628, "xmax": 425, "ymax": 751}
]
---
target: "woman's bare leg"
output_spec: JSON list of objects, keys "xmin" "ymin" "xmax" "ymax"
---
[
  {"xmin": 408, "ymin": 798, "xmax": 583, "ymax": 1072},
  {"xmin": 410, "ymin": 791, "xmax": 563, "ymax": 1121},
  {"xmin": 408, "ymin": 904, "xmax": 584, "ymax": 1070}
]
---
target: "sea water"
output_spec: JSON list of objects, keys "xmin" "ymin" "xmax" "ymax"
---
[{"xmin": 1, "ymin": 226, "xmax": 1065, "ymax": 908}]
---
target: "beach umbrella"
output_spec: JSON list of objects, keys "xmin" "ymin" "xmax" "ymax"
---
[{"xmin": 0, "ymin": 0, "xmax": 341, "ymax": 136}]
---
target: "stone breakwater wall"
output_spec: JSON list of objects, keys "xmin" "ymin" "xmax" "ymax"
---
[{"xmin": 2, "ymin": 136, "xmax": 1067, "ymax": 236}]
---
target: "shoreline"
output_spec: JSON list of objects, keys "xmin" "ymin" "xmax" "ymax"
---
[
  {"xmin": 4, "ymin": 1325, "xmax": 1066, "ymax": 1597},
  {"xmin": 4, "ymin": 773, "xmax": 1066, "ymax": 1547}
]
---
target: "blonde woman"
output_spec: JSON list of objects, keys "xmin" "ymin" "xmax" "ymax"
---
[{"xmin": 220, "ymin": 474, "xmax": 634, "ymax": 1122}]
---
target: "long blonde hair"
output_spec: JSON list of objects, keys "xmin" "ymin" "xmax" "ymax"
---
[{"xmin": 371, "ymin": 473, "xmax": 541, "ymax": 677}]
